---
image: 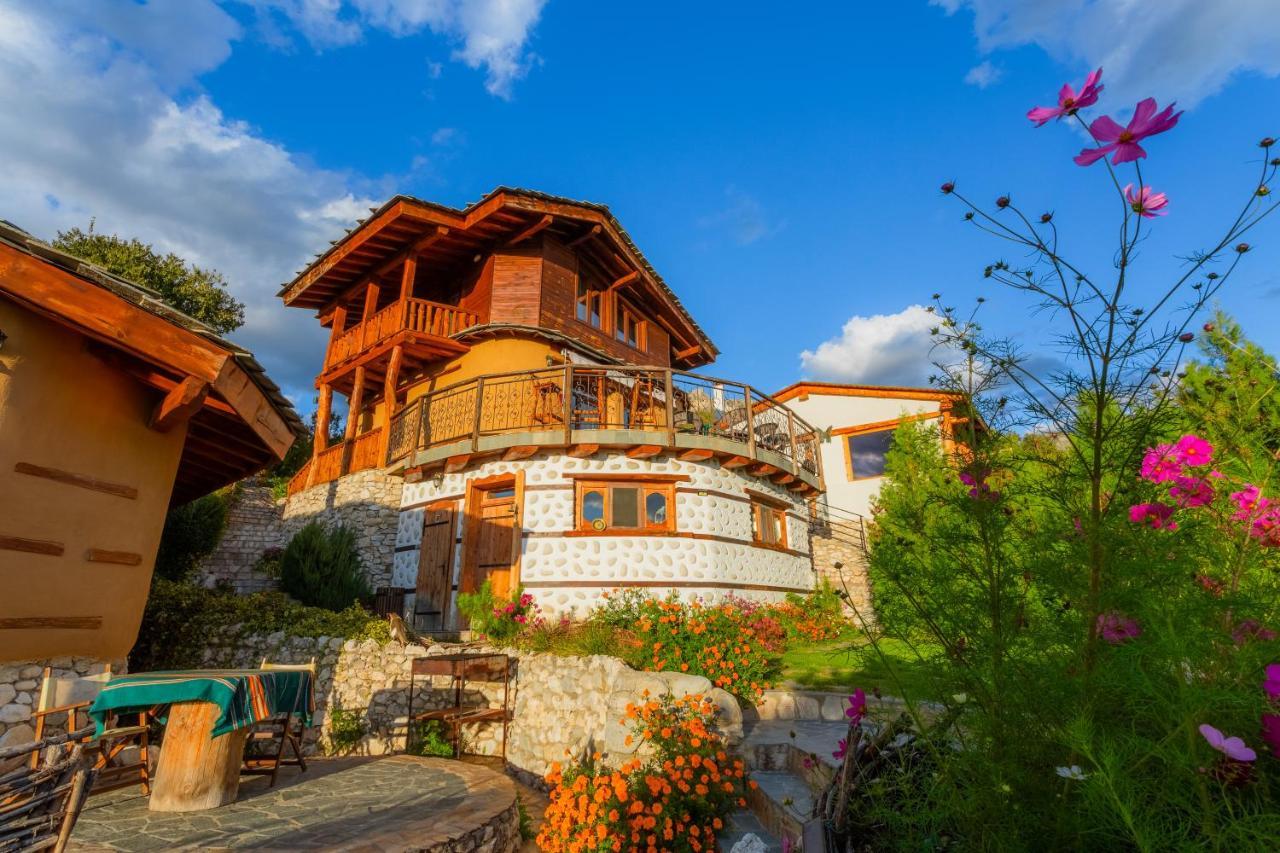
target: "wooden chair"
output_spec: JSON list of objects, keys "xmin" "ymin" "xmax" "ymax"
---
[
  {"xmin": 241, "ymin": 658, "xmax": 315, "ymax": 787},
  {"xmin": 30, "ymin": 664, "xmax": 150, "ymax": 796},
  {"xmin": 627, "ymin": 375, "xmax": 660, "ymax": 429},
  {"xmin": 1, "ymin": 731, "xmax": 95, "ymax": 853}
]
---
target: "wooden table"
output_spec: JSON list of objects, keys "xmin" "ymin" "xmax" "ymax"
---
[{"xmin": 149, "ymin": 702, "xmax": 249, "ymax": 812}]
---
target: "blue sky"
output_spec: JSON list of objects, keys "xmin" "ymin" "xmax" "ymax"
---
[{"xmin": 3, "ymin": 1, "xmax": 1279, "ymax": 413}]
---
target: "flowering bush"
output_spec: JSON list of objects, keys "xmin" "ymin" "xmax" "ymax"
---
[
  {"xmin": 536, "ymin": 693, "xmax": 750, "ymax": 853},
  {"xmin": 457, "ymin": 580, "xmax": 542, "ymax": 643}
]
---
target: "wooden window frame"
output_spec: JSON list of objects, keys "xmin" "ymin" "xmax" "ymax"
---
[
  {"xmin": 614, "ymin": 298, "xmax": 646, "ymax": 351},
  {"xmin": 749, "ymin": 500, "xmax": 788, "ymax": 550},
  {"xmin": 576, "ymin": 275, "xmax": 605, "ymax": 331},
  {"xmin": 573, "ymin": 478, "xmax": 677, "ymax": 534},
  {"xmin": 834, "ymin": 413, "xmax": 941, "ymax": 482}
]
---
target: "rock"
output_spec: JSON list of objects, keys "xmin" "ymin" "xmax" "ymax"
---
[
  {"xmin": 794, "ymin": 694, "xmax": 821, "ymax": 720},
  {"xmin": 730, "ymin": 833, "xmax": 767, "ymax": 853},
  {"xmin": 0, "ymin": 666, "xmax": 19, "ymax": 683},
  {"xmin": 0, "ymin": 685, "xmax": 15, "ymax": 707},
  {"xmin": 0, "ymin": 724, "xmax": 35, "ymax": 773},
  {"xmin": 19, "ymin": 666, "xmax": 42, "ymax": 680},
  {"xmin": 13, "ymin": 680, "xmax": 37, "ymax": 692},
  {"xmin": 704, "ymin": 688, "xmax": 743, "ymax": 743},
  {"xmin": 0, "ymin": 704, "xmax": 32, "ymax": 724},
  {"xmin": 657, "ymin": 672, "xmax": 712, "ymax": 698}
]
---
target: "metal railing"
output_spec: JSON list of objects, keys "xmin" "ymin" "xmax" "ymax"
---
[
  {"xmin": 326, "ymin": 297, "xmax": 478, "ymax": 367},
  {"xmin": 386, "ymin": 364, "xmax": 823, "ymax": 479}
]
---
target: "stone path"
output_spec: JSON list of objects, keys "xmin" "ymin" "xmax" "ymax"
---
[{"xmin": 70, "ymin": 755, "xmax": 518, "ymax": 852}]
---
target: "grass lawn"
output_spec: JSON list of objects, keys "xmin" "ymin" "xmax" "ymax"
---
[{"xmin": 779, "ymin": 635, "xmax": 942, "ymax": 700}]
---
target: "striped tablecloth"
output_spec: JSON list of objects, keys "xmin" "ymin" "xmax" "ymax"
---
[{"xmin": 88, "ymin": 669, "xmax": 313, "ymax": 738}]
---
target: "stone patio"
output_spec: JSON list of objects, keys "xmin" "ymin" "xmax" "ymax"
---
[{"xmin": 70, "ymin": 755, "xmax": 520, "ymax": 852}]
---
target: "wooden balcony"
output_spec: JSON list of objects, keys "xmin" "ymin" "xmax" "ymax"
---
[
  {"xmin": 286, "ymin": 426, "xmax": 385, "ymax": 497},
  {"xmin": 322, "ymin": 297, "xmax": 477, "ymax": 385},
  {"xmin": 385, "ymin": 365, "xmax": 825, "ymax": 494}
]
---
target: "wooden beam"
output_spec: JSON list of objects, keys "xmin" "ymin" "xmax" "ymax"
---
[
  {"xmin": 720, "ymin": 455, "xmax": 751, "ymax": 469},
  {"xmin": 344, "ymin": 366, "xmax": 367, "ymax": 442},
  {"xmin": 0, "ymin": 616, "xmax": 102, "ymax": 630},
  {"xmin": 748, "ymin": 462, "xmax": 779, "ymax": 477},
  {"xmin": 566, "ymin": 224, "xmax": 601, "ymax": 248},
  {"xmin": 505, "ymin": 215, "xmax": 553, "ymax": 247},
  {"xmin": 674, "ymin": 345, "xmax": 701, "ymax": 361},
  {"xmin": 314, "ymin": 384, "xmax": 333, "ymax": 454},
  {"xmin": 13, "ymin": 463, "xmax": 138, "ymax": 500},
  {"xmin": 383, "ymin": 345, "xmax": 404, "ymax": 415},
  {"xmin": 678, "ymin": 449, "xmax": 715, "ymax": 462},
  {"xmin": 0, "ymin": 535, "xmax": 64, "ymax": 556},
  {"xmin": 444, "ymin": 454, "xmax": 472, "ymax": 473},
  {"xmin": 787, "ymin": 481, "xmax": 810, "ymax": 492},
  {"xmin": 770, "ymin": 472, "xmax": 796, "ymax": 485},
  {"xmin": 626, "ymin": 445, "xmax": 663, "ymax": 459},
  {"xmin": 567, "ymin": 444, "xmax": 600, "ymax": 458},
  {"xmin": 607, "ymin": 270, "xmax": 639, "ymax": 292},
  {"xmin": 149, "ymin": 376, "xmax": 210, "ymax": 432},
  {"xmin": 502, "ymin": 445, "xmax": 540, "ymax": 461},
  {"xmin": 281, "ymin": 200, "xmax": 415, "ymax": 305},
  {"xmin": 86, "ymin": 549, "xmax": 143, "ymax": 566},
  {"xmin": 210, "ymin": 359, "xmax": 296, "ymax": 461},
  {"xmin": 398, "ymin": 254, "xmax": 418, "ymax": 302},
  {"xmin": 362, "ymin": 281, "xmax": 380, "ymax": 321}
]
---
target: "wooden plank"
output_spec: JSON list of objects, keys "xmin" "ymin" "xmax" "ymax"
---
[
  {"xmin": 770, "ymin": 472, "xmax": 796, "ymax": 485},
  {"xmin": 720, "ymin": 455, "xmax": 751, "ymax": 469},
  {"xmin": 677, "ymin": 449, "xmax": 715, "ymax": 462},
  {"xmin": 210, "ymin": 359, "xmax": 296, "ymax": 461},
  {"xmin": 567, "ymin": 444, "xmax": 599, "ymax": 458},
  {"xmin": 565, "ymin": 224, "xmax": 601, "ymax": 248},
  {"xmin": 607, "ymin": 270, "xmax": 639, "ymax": 292},
  {"xmin": 398, "ymin": 253, "xmax": 418, "ymax": 302},
  {"xmin": 502, "ymin": 445, "xmax": 539, "ymax": 461},
  {"xmin": 149, "ymin": 375, "xmax": 209, "ymax": 432},
  {"xmin": 626, "ymin": 444, "xmax": 664, "ymax": 459},
  {"xmin": 444, "ymin": 454, "xmax": 471, "ymax": 473},
  {"xmin": 281, "ymin": 200, "xmax": 410, "ymax": 306},
  {"xmin": 748, "ymin": 462, "xmax": 779, "ymax": 477},
  {"xmin": 674, "ymin": 344, "xmax": 701, "ymax": 361},
  {"xmin": 0, "ymin": 535, "xmax": 65, "ymax": 556},
  {"xmin": 505, "ymin": 215, "xmax": 553, "ymax": 247},
  {"xmin": 86, "ymin": 549, "xmax": 143, "ymax": 566},
  {"xmin": 0, "ymin": 616, "xmax": 100, "ymax": 630},
  {"xmin": 13, "ymin": 462, "xmax": 138, "ymax": 500}
]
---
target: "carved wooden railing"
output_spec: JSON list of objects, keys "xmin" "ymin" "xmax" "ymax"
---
[
  {"xmin": 326, "ymin": 298, "xmax": 478, "ymax": 368},
  {"xmin": 385, "ymin": 365, "xmax": 824, "ymax": 481},
  {"xmin": 286, "ymin": 427, "xmax": 386, "ymax": 497}
]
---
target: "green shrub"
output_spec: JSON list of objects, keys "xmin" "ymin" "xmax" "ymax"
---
[
  {"xmin": 326, "ymin": 708, "xmax": 366, "ymax": 755},
  {"xmin": 154, "ymin": 488, "xmax": 234, "ymax": 581},
  {"xmin": 407, "ymin": 720, "xmax": 454, "ymax": 758},
  {"xmin": 130, "ymin": 577, "xmax": 390, "ymax": 671},
  {"xmin": 279, "ymin": 522, "xmax": 370, "ymax": 612}
]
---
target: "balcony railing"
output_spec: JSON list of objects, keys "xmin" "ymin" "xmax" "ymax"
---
[
  {"xmin": 326, "ymin": 297, "xmax": 479, "ymax": 368},
  {"xmin": 286, "ymin": 426, "xmax": 386, "ymax": 497},
  {"xmin": 385, "ymin": 365, "xmax": 824, "ymax": 486}
]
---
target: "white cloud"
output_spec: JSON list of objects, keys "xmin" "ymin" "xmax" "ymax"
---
[
  {"xmin": 799, "ymin": 305, "xmax": 939, "ymax": 386},
  {"xmin": 964, "ymin": 60, "xmax": 1002, "ymax": 88},
  {"xmin": 696, "ymin": 186, "xmax": 783, "ymax": 246},
  {"xmin": 935, "ymin": 0, "xmax": 1280, "ymax": 109},
  {"xmin": 0, "ymin": 0, "xmax": 377, "ymax": 402},
  {"xmin": 248, "ymin": 0, "xmax": 549, "ymax": 98}
]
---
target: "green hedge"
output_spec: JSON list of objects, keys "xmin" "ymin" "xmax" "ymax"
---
[
  {"xmin": 279, "ymin": 522, "xmax": 370, "ymax": 611},
  {"xmin": 130, "ymin": 577, "xmax": 389, "ymax": 672}
]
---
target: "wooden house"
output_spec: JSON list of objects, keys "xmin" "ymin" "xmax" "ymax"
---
[
  {"xmin": 280, "ymin": 188, "xmax": 825, "ymax": 628},
  {"xmin": 0, "ymin": 222, "xmax": 302, "ymax": 662}
]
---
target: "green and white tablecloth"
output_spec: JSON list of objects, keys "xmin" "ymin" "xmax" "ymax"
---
[{"xmin": 88, "ymin": 669, "xmax": 313, "ymax": 738}]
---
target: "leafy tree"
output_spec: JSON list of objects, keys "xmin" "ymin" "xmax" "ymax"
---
[{"xmin": 53, "ymin": 226, "xmax": 245, "ymax": 334}]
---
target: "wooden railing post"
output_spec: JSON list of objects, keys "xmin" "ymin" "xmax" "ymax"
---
[
  {"xmin": 471, "ymin": 377, "xmax": 485, "ymax": 453},
  {"xmin": 787, "ymin": 409, "xmax": 799, "ymax": 467},
  {"xmin": 743, "ymin": 386, "xmax": 756, "ymax": 460},
  {"xmin": 562, "ymin": 364, "xmax": 574, "ymax": 445},
  {"xmin": 664, "ymin": 369, "xmax": 676, "ymax": 447}
]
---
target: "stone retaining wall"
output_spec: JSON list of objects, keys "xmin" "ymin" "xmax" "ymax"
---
[
  {"xmin": 281, "ymin": 468, "xmax": 404, "ymax": 589},
  {"xmin": 200, "ymin": 632, "xmax": 742, "ymax": 782},
  {"xmin": 809, "ymin": 518, "xmax": 876, "ymax": 624}
]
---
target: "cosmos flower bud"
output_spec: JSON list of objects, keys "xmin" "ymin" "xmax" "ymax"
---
[
  {"xmin": 1206, "ymin": 272, "xmax": 1219, "ymax": 279},
  {"xmin": 1040, "ymin": 212, "xmax": 1053, "ymax": 223},
  {"xmin": 941, "ymin": 181, "xmax": 955, "ymax": 194},
  {"xmin": 1258, "ymin": 186, "xmax": 1271, "ymax": 197},
  {"xmin": 1179, "ymin": 332, "xmax": 1194, "ymax": 343},
  {"xmin": 963, "ymin": 211, "xmax": 974, "ymax": 220},
  {"xmin": 1236, "ymin": 243, "xmax": 1251, "ymax": 253},
  {"xmin": 1203, "ymin": 323, "xmax": 1215, "ymax": 332},
  {"xmin": 1261, "ymin": 137, "xmax": 1276, "ymax": 148},
  {"xmin": 996, "ymin": 196, "xmax": 1011, "ymax": 209}
]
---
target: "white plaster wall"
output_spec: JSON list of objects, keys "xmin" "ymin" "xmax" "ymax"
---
[
  {"xmin": 785, "ymin": 393, "xmax": 942, "ymax": 518},
  {"xmin": 393, "ymin": 452, "xmax": 814, "ymax": 619}
]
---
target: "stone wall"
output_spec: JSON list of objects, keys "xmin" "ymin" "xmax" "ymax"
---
[
  {"xmin": 810, "ymin": 518, "xmax": 876, "ymax": 624},
  {"xmin": 0, "ymin": 656, "xmax": 122, "ymax": 761},
  {"xmin": 199, "ymin": 632, "xmax": 742, "ymax": 782},
  {"xmin": 197, "ymin": 480, "xmax": 288, "ymax": 593},
  {"xmin": 282, "ymin": 468, "xmax": 404, "ymax": 589}
]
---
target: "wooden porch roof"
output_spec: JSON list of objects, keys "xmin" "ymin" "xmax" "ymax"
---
[
  {"xmin": 0, "ymin": 221, "xmax": 305, "ymax": 505},
  {"xmin": 278, "ymin": 187, "xmax": 718, "ymax": 368}
]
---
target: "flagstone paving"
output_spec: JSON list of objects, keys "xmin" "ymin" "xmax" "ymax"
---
[{"xmin": 70, "ymin": 755, "xmax": 519, "ymax": 852}]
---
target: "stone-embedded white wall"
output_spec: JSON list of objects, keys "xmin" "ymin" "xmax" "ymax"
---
[
  {"xmin": 282, "ymin": 468, "xmax": 405, "ymax": 589},
  {"xmin": 392, "ymin": 451, "xmax": 815, "ymax": 619}
]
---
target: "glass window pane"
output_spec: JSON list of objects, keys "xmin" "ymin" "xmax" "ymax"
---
[
  {"xmin": 590, "ymin": 296, "xmax": 601, "ymax": 328},
  {"xmin": 645, "ymin": 492, "xmax": 667, "ymax": 526},
  {"xmin": 489, "ymin": 488, "xmax": 515, "ymax": 499},
  {"xmin": 612, "ymin": 487, "xmax": 639, "ymax": 528},
  {"xmin": 577, "ymin": 300, "xmax": 588, "ymax": 322},
  {"xmin": 771, "ymin": 510, "xmax": 784, "ymax": 544},
  {"xmin": 847, "ymin": 429, "xmax": 894, "ymax": 478},
  {"xmin": 582, "ymin": 490, "xmax": 605, "ymax": 526}
]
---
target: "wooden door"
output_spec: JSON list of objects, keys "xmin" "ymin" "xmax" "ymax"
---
[
  {"xmin": 474, "ymin": 487, "xmax": 518, "ymax": 598},
  {"xmin": 415, "ymin": 503, "xmax": 456, "ymax": 627}
]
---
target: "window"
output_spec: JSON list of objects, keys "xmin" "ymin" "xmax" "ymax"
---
[
  {"xmin": 750, "ymin": 500, "xmax": 788, "ymax": 549},
  {"xmin": 615, "ymin": 302, "xmax": 645, "ymax": 349},
  {"xmin": 575, "ymin": 480, "xmax": 675, "ymax": 532},
  {"xmin": 576, "ymin": 277, "xmax": 604, "ymax": 329},
  {"xmin": 844, "ymin": 428, "xmax": 894, "ymax": 480}
]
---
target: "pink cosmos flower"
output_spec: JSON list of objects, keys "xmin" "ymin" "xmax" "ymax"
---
[
  {"xmin": 1169, "ymin": 475, "xmax": 1214, "ymax": 508},
  {"xmin": 1075, "ymin": 97, "xmax": 1183, "ymax": 166},
  {"xmin": 1252, "ymin": 508, "xmax": 1280, "ymax": 547},
  {"xmin": 1124, "ymin": 184, "xmax": 1169, "ymax": 218},
  {"xmin": 1128, "ymin": 502, "xmax": 1177, "ymax": 530},
  {"xmin": 1265, "ymin": 664, "xmax": 1280, "ymax": 702},
  {"xmin": 1199, "ymin": 724, "xmax": 1257, "ymax": 762},
  {"xmin": 832, "ymin": 738, "xmax": 848, "ymax": 760},
  {"xmin": 1232, "ymin": 620, "xmax": 1278, "ymax": 646},
  {"xmin": 1097, "ymin": 611, "xmax": 1142, "ymax": 644},
  {"xmin": 1261, "ymin": 714, "xmax": 1280, "ymax": 759},
  {"xmin": 1231, "ymin": 485, "xmax": 1267, "ymax": 521},
  {"xmin": 846, "ymin": 689, "xmax": 867, "ymax": 722},
  {"xmin": 1139, "ymin": 443, "xmax": 1182, "ymax": 483},
  {"xmin": 1195, "ymin": 574, "xmax": 1224, "ymax": 597},
  {"xmin": 959, "ymin": 470, "xmax": 1000, "ymax": 501},
  {"xmin": 1174, "ymin": 434, "xmax": 1214, "ymax": 467},
  {"xmin": 1027, "ymin": 68, "xmax": 1104, "ymax": 126}
]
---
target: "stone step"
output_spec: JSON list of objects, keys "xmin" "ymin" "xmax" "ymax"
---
[
  {"xmin": 746, "ymin": 769, "xmax": 813, "ymax": 844},
  {"xmin": 717, "ymin": 810, "xmax": 784, "ymax": 852}
]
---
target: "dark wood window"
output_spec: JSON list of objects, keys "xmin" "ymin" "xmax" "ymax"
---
[
  {"xmin": 576, "ymin": 277, "xmax": 604, "ymax": 329},
  {"xmin": 750, "ymin": 500, "xmax": 788, "ymax": 549},
  {"xmin": 844, "ymin": 428, "xmax": 894, "ymax": 480},
  {"xmin": 615, "ymin": 301, "xmax": 645, "ymax": 349},
  {"xmin": 575, "ymin": 480, "xmax": 675, "ymax": 532}
]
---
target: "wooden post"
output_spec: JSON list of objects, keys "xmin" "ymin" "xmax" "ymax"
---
[
  {"xmin": 149, "ymin": 702, "xmax": 250, "ymax": 812},
  {"xmin": 383, "ymin": 345, "xmax": 404, "ymax": 459},
  {"xmin": 344, "ymin": 366, "xmax": 367, "ymax": 482},
  {"xmin": 743, "ymin": 386, "xmax": 757, "ymax": 460},
  {"xmin": 325, "ymin": 305, "xmax": 348, "ymax": 367},
  {"xmin": 400, "ymin": 255, "xmax": 417, "ymax": 301},
  {"xmin": 471, "ymin": 378, "xmax": 486, "ymax": 453},
  {"xmin": 787, "ymin": 409, "xmax": 799, "ymax": 468},
  {"xmin": 562, "ymin": 364, "xmax": 574, "ymax": 445},
  {"xmin": 664, "ymin": 369, "xmax": 676, "ymax": 447},
  {"xmin": 307, "ymin": 383, "xmax": 333, "ymax": 489},
  {"xmin": 361, "ymin": 282, "xmax": 380, "ymax": 348}
]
